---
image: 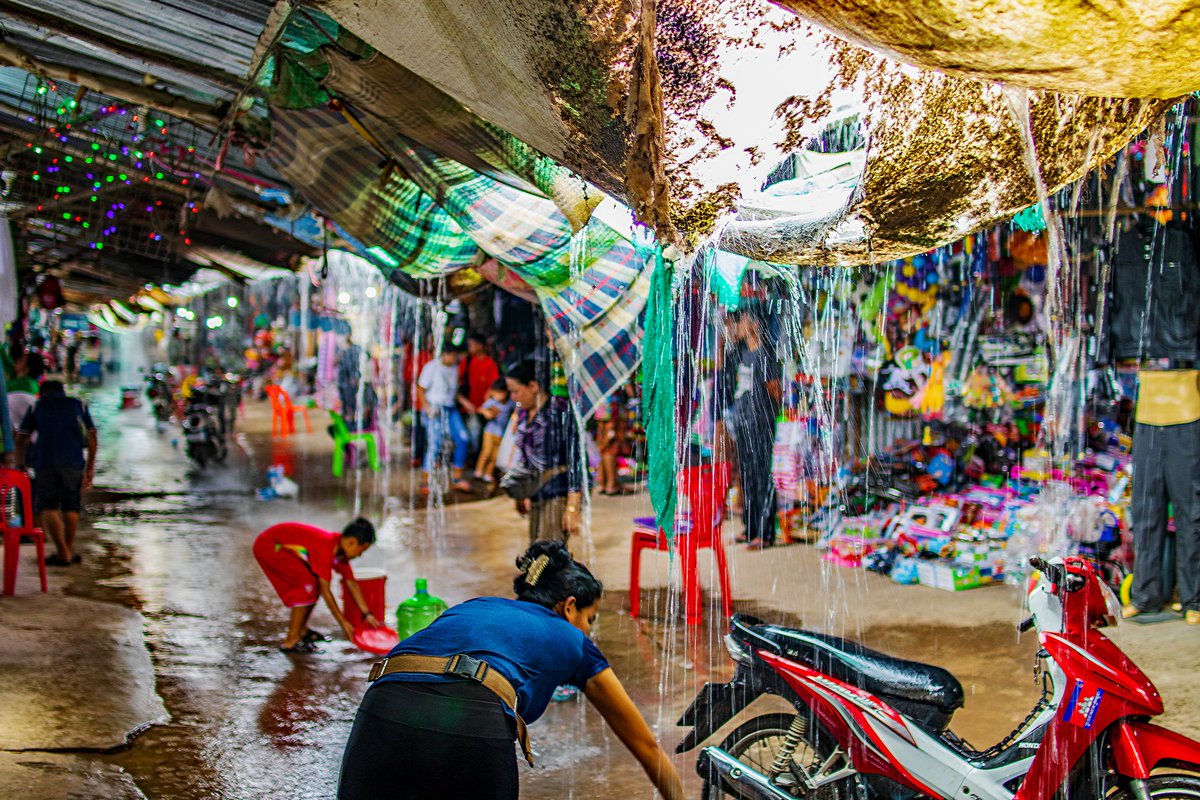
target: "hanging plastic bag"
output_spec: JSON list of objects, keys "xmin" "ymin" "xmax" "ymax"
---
[{"xmin": 495, "ymin": 412, "xmax": 520, "ymax": 472}]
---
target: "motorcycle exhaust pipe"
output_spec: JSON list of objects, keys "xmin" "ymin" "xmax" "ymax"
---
[{"xmin": 699, "ymin": 746, "xmax": 796, "ymax": 800}]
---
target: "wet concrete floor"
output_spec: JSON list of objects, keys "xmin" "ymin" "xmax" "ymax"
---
[{"xmin": 31, "ymin": 384, "xmax": 1197, "ymax": 798}]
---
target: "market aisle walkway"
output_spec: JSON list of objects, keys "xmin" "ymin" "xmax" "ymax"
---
[{"xmin": 1, "ymin": 382, "xmax": 1197, "ymax": 799}]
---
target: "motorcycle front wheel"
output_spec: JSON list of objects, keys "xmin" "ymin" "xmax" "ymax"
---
[
  {"xmin": 1108, "ymin": 775, "xmax": 1200, "ymax": 799},
  {"xmin": 702, "ymin": 712, "xmax": 852, "ymax": 800}
]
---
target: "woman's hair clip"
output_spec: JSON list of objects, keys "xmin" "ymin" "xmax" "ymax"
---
[{"xmin": 524, "ymin": 554, "xmax": 550, "ymax": 586}]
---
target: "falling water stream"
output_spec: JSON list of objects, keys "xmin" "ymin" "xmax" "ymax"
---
[{"xmin": 34, "ymin": 98, "xmax": 1200, "ymax": 799}]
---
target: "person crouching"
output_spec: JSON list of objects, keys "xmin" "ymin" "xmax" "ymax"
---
[{"xmin": 253, "ymin": 517, "xmax": 379, "ymax": 653}]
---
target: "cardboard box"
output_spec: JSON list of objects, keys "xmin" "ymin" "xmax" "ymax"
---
[{"xmin": 925, "ymin": 563, "xmax": 982, "ymax": 591}]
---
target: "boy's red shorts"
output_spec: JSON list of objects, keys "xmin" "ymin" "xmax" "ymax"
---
[{"xmin": 253, "ymin": 535, "xmax": 319, "ymax": 607}]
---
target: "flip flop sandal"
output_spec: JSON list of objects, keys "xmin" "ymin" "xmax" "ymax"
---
[
  {"xmin": 279, "ymin": 640, "xmax": 323, "ymax": 654},
  {"xmin": 43, "ymin": 554, "xmax": 71, "ymax": 567},
  {"xmin": 71, "ymin": 554, "xmax": 82, "ymax": 564},
  {"xmin": 302, "ymin": 629, "xmax": 332, "ymax": 643}
]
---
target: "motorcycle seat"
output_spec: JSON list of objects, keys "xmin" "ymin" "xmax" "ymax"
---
[{"xmin": 749, "ymin": 624, "xmax": 964, "ymax": 728}]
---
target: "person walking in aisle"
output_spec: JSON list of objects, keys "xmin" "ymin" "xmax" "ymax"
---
[
  {"xmin": 13, "ymin": 379, "xmax": 97, "ymax": 565},
  {"xmin": 728, "ymin": 308, "xmax": 782, "ymax": 548}
]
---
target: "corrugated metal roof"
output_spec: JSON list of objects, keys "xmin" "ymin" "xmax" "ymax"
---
[
  {"xmin": 0, "ymin": 1, "xmax": 319, "ymax": 301},
  {"xmin": 3, "ymin": 0, "xmax": 275, "ymax": 82},
  {"xmin": 2, "ymin": 22, "xmax": 238, "ymax": 105}
]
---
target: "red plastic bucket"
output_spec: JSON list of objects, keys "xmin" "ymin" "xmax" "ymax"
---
[{"xmin": 342, "ymin": 568, "xmax": 387, "ymax": 628}]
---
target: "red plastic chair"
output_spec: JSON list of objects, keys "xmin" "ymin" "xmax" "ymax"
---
[
  {"xmin": 630, "ymin": 462, "xmax": 732, "ymax": 625},
  {"xmin": 1, "ymin": 468, "xmax": 48, "ymax": 596},
  {"xmin": 265, "ymin": 385, "xmax": 312, "ymax": 436}
]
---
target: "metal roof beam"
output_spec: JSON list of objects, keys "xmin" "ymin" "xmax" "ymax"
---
[
  {"xmin": 0, "ymin": 40, "xmax": 224, "ymax": 127},
  {"xmin": 0, "ymin": 0, "xmax": 247, "ymax": 92}
]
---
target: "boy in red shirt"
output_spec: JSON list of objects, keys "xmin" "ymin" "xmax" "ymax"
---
[{"xmin": 253, "ymin": 517, "xmax": 379, "ymax": 652}]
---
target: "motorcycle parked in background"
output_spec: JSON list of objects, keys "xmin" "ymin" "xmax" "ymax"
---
[
  {"xmin": 144, "ymin": 369, "xmax": 174, "ymax": 432},
  {"xmin": 181, "ymin": 379, "xmax": 228, "ymax": 469},
  {"xmin": 679, "ymin": 556, "xmax": 1200, "ymax": 800}
]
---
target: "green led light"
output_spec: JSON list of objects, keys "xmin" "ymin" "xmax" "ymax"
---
[
  {"xmin": 90, "ymin": 196, "xmax": 97, "ymax": 202},
  {"xmin": 154, "ymin": 119, "xmax": 164, "ymax": 127},
  {"xmin": 81, "ymin": 222, "xmax": 89, "ymax": 229},
  {"xmin": 155, "ymin": 172, "xmax": 164, "ymax": 179},
  {"xmin": 31, "ymin": 174, "xmax": 39, "ymax": 181},
  {"xmin": 84, "ymin": 157, "xmax": 93, "ymax": 164},
  {"xmin": 64, "ymin": 156, "xmax": 72, "ymax": 162},
  {"xmin": 91, "ymin": 143, "xmax": 100, "ymax": 150},
  {"xmin": 33, "ymin": 146, "xmax": 41, "ymax": 154},
  {"xmin": 62, "ymin": 212, "xmax": 71, "ymax": 219},
  {"xmin": 108, "ymin": 154, "xmax": 117, "ymax": 160},
  {"xmin": 36, "ymin": 85, "xmax": 47, "ymax": 95},
  {"xmin": 118, "ymin": 174, "xmax": 127, "ymax": 181},
  {"xmin": 134, "ymin": 151, "xmax": 143, "ymax": 159},
  {"xmin": 93, "ymin": 182, "xmax": 101, "ymax": 188},
  {"xmin": 95, "ymin": 243, "xmax": 103, "ymax": 250},
  {"xmin": 105, "ymin": 175, "xmax": 114, "ymax": 182}
]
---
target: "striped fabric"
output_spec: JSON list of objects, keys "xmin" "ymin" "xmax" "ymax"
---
[
  {"xmin": 265, "ymin": 105, "xmax": 650, "ymax": 418},
  {"xmin": 321, "ymin": 50, "xmax": 601, "ymax": 232},
  {"xmin": 561, "ymin": 263, "xmax": 651, "ymax": 416},
  {"xmin": 266, "ymin": 107, "xmax": 479, "ymax": 278}
]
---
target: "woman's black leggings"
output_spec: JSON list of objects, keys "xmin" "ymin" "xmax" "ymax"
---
[{"xmin": 337, "ymin": 680, "xmax": 519, "ymax": 800}]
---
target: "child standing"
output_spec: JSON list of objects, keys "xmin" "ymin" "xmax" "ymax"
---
[{"xmin": 473, "ymin": 379, "xmax": 515, "ymax": 484}]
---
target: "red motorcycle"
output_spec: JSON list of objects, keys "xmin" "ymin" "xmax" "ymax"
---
[{"xmin": 678, "ymin": 556, "xmax": 1200, "ymax": 799}]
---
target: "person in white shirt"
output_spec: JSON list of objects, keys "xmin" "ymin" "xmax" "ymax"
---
[{"xmin": 417, "ymin": 345, "xmax": 471, "ymax": 492}]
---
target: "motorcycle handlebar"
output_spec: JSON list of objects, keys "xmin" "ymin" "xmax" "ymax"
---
[{"xmin": 1027, "ymin": 556, "xmax": 1086, "ymax": 593}]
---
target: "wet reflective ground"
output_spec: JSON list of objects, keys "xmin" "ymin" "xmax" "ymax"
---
[
  {"xmin": 69, "ymin": 393, "xmax": 715, "ymax": 799},
  {"xmin": 62, "ymin": 389, "xmax": 1063, "ymax": 799}
]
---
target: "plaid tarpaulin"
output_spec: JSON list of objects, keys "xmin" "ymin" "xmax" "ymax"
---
[
  {"xmin": 266, "ymin": 105, "xmax": 651, "ymax": 419},
  {"xmin": 321, "ymin": 50, "xmax": 601, "ymax": 232},
  {"xmin": 266, "ymin": 107, "xmax": 480, "ymax": 279}
]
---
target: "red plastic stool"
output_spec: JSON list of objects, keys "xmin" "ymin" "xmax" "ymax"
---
[
  {"xmin": 630, "ymin": 462, "xmax": 732, "ymax": 625},
  {"xmin": 1, "ymin": 468, "xmax": 48, "ymax": 596}
]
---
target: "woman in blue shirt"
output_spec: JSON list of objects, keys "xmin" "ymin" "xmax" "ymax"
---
[{"xmin": 338, "ymin": 540, "xmax": 684, "ymax": 800}]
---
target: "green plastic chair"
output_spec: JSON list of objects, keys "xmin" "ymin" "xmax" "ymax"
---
[{"xmin": 330, "ymin": 411, "xmax": 381, "ymax": 477}]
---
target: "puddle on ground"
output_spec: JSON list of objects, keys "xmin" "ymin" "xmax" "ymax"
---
[{"xmin": 56, "ymin": 392, "xmax": 1043, "ymax": 799}]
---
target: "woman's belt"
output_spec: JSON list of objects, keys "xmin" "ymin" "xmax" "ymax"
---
[{"xmin": 368, "ymin": 653, "xmax": 534, "ymax": 766}]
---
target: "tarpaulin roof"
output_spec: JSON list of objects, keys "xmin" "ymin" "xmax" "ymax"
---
[
  {"xmin": 308, "ymin": 0, "xmax": 1176, "ymax": 265},
  {"xmin": 774, "ymin": 0, "xmax": 1200, "ymax": 99}
]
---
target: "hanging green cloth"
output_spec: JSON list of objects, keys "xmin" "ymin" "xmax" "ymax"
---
[
  {"xmin": 643, "ymin": 250, "xmax": 677, "ymax": 543},
  {"xmin": 1012, "ymin": 203, "xmax": 1046, "ymax": 233}
]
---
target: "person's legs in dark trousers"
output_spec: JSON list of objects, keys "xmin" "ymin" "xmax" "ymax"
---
[
  {"xmin": 746, "ymin": 422, "xmax": 777, "ymax": 545},
  {"xmin": 1162, "ymin": 419, "xmax": 1200, "ymax": 614},
  {"xmin": 1131, "ymin": 423, "xmax": 1168, "ymax": 611},
  {"xmin": 734, "ymin": 420, "xmax": 777, "ymax": 545},
  {"xmin": 338, "ymin": 685, "xmax": 518, "ymax": 800},
  {"xmin": 34, "ymin": 468, "xmax": 71, "ymax": 562},
  {"xmin": 411, "ymin": 410, "xmax": 427, "ymax": 468}
]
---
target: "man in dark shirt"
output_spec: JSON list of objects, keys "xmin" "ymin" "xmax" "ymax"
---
[
  {"xmin": 729, "ymin": 310, "xmax": 782, "ymax": 548},
  {"xmin": 15, "ymin": 380, "xmax": 97, "ymax": 566}
]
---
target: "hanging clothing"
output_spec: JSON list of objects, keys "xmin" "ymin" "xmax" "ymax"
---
[{"xmin": 1107, "ymin": 218, "xmax": 1200, "ymax": 362}]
